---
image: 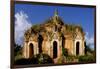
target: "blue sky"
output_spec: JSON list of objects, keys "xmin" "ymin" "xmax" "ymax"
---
[{"xmin": 14, "ymin": 3, "xmax": 95, "ymax": 49}]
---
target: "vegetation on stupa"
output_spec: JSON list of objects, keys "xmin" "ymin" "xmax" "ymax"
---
[{"xmin": 24, "ymin": 17, "xmax": 84, "ymax": 41}]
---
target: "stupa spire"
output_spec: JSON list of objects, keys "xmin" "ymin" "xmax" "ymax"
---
[{"xmin": 54, "ymin": 9, "xmax": 58, "ymax": 17}]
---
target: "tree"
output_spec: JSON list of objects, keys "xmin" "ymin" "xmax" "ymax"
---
[
  {"xmin": 84, "ymin": 42, "xmax": 94, "ymax": 55},
  {"xmin": 14, "ymin": 43, "xmax": 22, "ymax": 56}
]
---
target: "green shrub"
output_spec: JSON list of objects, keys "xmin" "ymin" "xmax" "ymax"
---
[
  {"xmin": 78, "ymin": 55, "xmax": 95, "ymax": 62},
  {"xmin": 57, "ymin": 56, "xmax": 67, "ymax": 64},
  {"xmin": 32, "ymin": 53, "xmax": 54, "ymax": 64},
  {"xmin": 62, "ymin": 48, "xmax": 68, "ymax": 57},
  {"xmin": 66, "ymin": 55, "xmax": 78, "ymax": 63},
  {"xmin": 14, "ymin": 54, "xmax": 23, "ymax": 61},
  {"xmin": 14, "ymin": 53, "xmax": 54, "ymax": 65}
]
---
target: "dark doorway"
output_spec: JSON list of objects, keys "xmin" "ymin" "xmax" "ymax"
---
[
  {"xmin": 53, "ymin": 41, "xmax": 57, "ymax": 59},
  {"xmin": 84, "ymin": 41, "xmax": 87, "ymax": 54},
  {"xmin": 29, "ymin": 43, "xmax": 34, "ymax": 57},
  {"xmin": 76, "ymin": 42, "xmax": 80, "ymax": 55},
  {"xmin": 38, "ymin": 34, "xmax": 43, "ymax": 53}
]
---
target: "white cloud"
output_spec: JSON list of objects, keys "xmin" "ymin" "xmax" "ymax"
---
[
  {"xmin": 85, "ymin": 32, "xmax": 94, "ymax": 49},
  {"xmin": 15, "ymin": 11, "xmax": 32, "ymax": 45}
]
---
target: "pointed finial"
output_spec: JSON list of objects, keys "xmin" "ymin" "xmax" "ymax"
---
[
  {"xmin": 53, "ymin": 9, "xmax": 59, "ymax": 23},
  {"xmin": 54, "ymin": 9, "xmax": 58, "ymax": 17}
]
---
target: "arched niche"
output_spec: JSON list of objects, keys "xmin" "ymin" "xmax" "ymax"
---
[
  {"xmin": 53, "ymin": 41, "xmax": 57, "ymax": 59},
  {"xmin": 76, "ymin": 41, "xmax": 80, "ymax": 55},
  {"xmin": 38, "ymin": 34, "xmax": 43, "ymax": 53},
  {"xmin": 29, "ymin": 43, "xmax": 34, "ymax": 58}
]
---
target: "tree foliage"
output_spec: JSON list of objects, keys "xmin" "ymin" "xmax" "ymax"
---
[
  {"xmin": 14, "ymin": 43, "xmax": 22, "ymax": 56},
  {"xmin": 84, "ymin": 42, "xmax": 94, "ymax": 55}
]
